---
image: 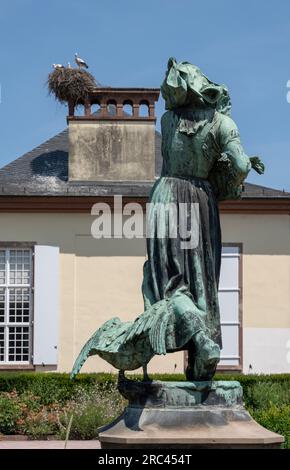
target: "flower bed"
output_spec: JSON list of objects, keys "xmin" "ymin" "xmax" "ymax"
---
[{"xmin": 0, "ymin": 373, "xmax": 289, "ymax": 447}]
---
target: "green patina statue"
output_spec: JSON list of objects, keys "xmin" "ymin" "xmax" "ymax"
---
[{"xmin": 71, "ymin": 58, "xmax": 264, "ymax": 382}]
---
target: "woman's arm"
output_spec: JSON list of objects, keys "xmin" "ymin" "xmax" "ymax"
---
[
  {"xmin": 208, "ymin": 114, "xmax": 253, "ymax": 200},
  {"xmin": 217, "ymin": 114, "xmax": 251, "ymax": 185}
]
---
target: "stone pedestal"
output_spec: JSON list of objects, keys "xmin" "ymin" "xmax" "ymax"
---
[{"xmin": 98, "ymin": 379, "xmax": 284, "ymax": 449}]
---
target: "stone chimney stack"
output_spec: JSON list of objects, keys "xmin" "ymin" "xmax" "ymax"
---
[{"xmin": 67, "ymin": 87, "xmax": 160, "ymax": 182}]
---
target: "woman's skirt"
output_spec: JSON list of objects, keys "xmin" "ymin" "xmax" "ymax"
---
[{"xmin": 142, "ymin": 176, "xmax": 222, "ymax": 348}]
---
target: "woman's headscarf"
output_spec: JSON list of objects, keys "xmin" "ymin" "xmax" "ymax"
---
[{"xmin": 161, "ymin": 58, "xmax": 231, "ymax": 116}]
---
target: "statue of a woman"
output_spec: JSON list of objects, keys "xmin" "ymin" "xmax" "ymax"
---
[{"xmin": 71, "ymin": 58, "xmax": 264, "ymax": 381}]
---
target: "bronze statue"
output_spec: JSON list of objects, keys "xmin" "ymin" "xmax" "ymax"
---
[{"xmin": 71, "ymin": 58, "xmax": 264, "ymax": 381}]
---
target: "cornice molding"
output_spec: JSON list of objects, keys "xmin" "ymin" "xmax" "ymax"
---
[{"xmin": 0, "ymin": 196, "xmax": 289, "ymax": 214}]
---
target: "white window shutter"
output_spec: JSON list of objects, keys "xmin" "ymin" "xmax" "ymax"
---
[
  {"xmin": 33, "ymin": 246, "xmax": 59, "ymax": 365},
  {"xmin": 219, "ymin": 246, "xmax": 241, "ymax": 367}
]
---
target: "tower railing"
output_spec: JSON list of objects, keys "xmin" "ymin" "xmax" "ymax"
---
[{"xmin": 67, "ymin": 88, "xmax": 160, "ymax": 121}]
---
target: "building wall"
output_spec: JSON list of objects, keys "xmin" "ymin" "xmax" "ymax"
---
[
  {"xmin": 0, "ymin": 211, "xmax": 289, "ymax": 374},
  {"xmin": 222, "ymin": 213, "xmax": 290, "ymax": 374}
]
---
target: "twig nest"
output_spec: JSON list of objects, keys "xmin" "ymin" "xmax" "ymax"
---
[{"xmin": 47, "ymin": 67, "xmax": 97, "ymax": 104}]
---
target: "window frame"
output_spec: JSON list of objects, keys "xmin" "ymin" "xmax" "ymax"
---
[{"xmin": 0, "ymin": 243, "xmax": 35, "ymax": 367}]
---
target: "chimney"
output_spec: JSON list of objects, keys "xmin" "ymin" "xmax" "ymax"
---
[{"xmin": 67, "ymin": 87, "xmax": 160, "ymax": 182}]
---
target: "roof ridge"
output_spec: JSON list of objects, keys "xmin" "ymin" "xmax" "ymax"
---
[{"xmin": 244, "ymin": 181, "xmax": 290, "ymax": 195}]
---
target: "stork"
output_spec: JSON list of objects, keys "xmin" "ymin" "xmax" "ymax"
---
[
  {"xmin": 52, "ymin": 64, "xmax": 64, "ymax": 69},
  {"xmin": 75, "ymin": 53, "xmax": 89, "ymax": 69}
]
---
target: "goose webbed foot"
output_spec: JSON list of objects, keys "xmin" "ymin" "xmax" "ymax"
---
[
  {"xmin": 142, "ymin": 364, "xmax": 151, "ymax": 382},
  {"xmin": 118, "ymin": 369, "xmax": 126, "ymax": 381}
]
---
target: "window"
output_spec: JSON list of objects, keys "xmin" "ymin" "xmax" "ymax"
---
[
  {"xmin": 0, "ymin": 248, "xmax": 33, "ymax": 364},
  {"xmin": 123, "ymin": 100, "xmax": 133, "ymax": 116},
  {"xmin": 139, "ymin": 100, "xmax": 149, "ymax": 117}
]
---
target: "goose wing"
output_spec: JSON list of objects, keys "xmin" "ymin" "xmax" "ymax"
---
[{"xmin": 123, "ymin": 299, "xmax": 172, "ymax": 355}]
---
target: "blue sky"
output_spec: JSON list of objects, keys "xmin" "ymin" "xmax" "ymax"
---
[{"xmin": 1, "ymin": 0, "xmax": 290, "ymax": 190}]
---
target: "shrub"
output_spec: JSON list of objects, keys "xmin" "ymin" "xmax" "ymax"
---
[
  {"xmin": 58, "ymin": 406, "xmax": 106, "ymax": 440},
  {"xmin": 249, "ymin": 405, "xmax": 290, "ymax": 449},
  {"xmin": 57, "ymin": 383, "xmax": 125, "ymax": 440},
  {"xmin": 20, "ymin": 413, "xmax": 57, "ymax": 439},
  {"xmin": 0, "ymin": 392, "xmax": 22, "ymax": 434},
  {"xmin": 0, "ymin": 373, "xmax": 116, "ymax": 405},
  {"xmin": 244, "ymin": 381, "xmax": 290, "ymax": 410},
  {"xmin": 0, "ymin": 389, "xmax": 65, "ymax": 438}
]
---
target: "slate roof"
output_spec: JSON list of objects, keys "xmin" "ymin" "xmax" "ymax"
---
[{"xmin": 0, "ymin": 127, "xmax": 289, "ymax": 199}]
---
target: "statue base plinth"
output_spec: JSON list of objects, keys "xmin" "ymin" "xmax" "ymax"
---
[{"xmin": 98, "ymin": 379, "xmax": 284, "ymax": 449}]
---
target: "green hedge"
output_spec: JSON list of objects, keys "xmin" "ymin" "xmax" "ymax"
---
[
  {"xmin": 0, "ymin": 372, "xmax": 289, "ymax": 405},
  {"xmin": 0, "ymin": 373, "xmax": 115, "ymax": 404}
]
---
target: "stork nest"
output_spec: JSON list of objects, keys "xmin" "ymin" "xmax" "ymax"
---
[{"xmin": 47, "ymin": 67, "xmax": 97, "ymax": 105}]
